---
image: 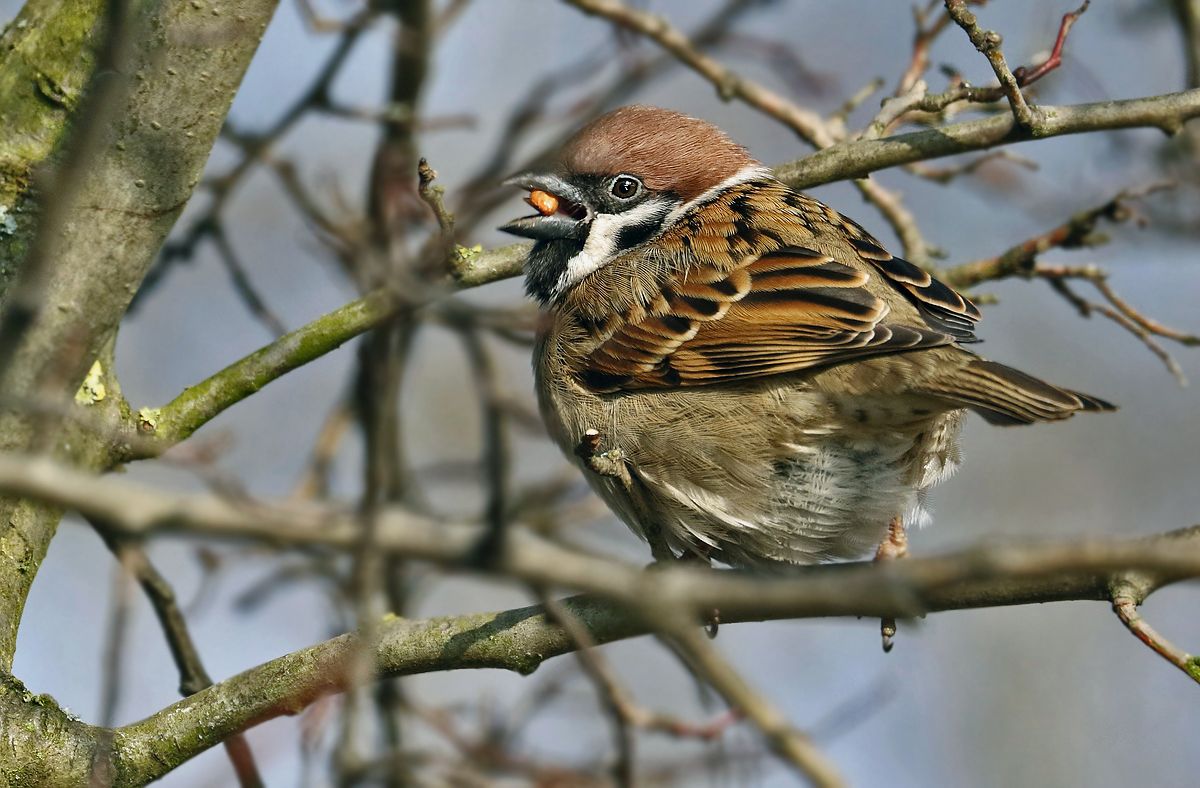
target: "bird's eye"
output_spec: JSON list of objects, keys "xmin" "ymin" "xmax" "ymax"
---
[{"xmin": 610, "ymin": 175, "xmax": 641, "ymax": 200}]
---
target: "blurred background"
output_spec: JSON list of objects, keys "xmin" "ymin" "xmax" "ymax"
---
[{"xmin": 6, "ymin": 0, "xmax": 1200, "ymax": 785}]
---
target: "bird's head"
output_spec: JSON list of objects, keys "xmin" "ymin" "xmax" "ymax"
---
[{"xmin": 500, "ymin": 105, "xmax": 767, "ymax": 304}]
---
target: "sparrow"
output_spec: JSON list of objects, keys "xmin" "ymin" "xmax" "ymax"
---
[{"xmin": 500, "ymin": 105, "xmax": 1113, "ymax": 569}]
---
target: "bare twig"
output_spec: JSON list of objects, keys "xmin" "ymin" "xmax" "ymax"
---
[
  {"xmin": 941, "ymin": 183, "xmax": 1196, "ymax": 383},
  {"xmin": 897, "ymin": 1, "xmax": 954, "ymax": 96},
  {"xmin": 98, "ymin": 534, "xmax": 264, "ymax": 786},
  {"xmin": 209, "ymin": 225, "xmax": 288, "ymax": 338},
  {"xmin": 1111, "ymin": 589, "xmax": 1200, "ymax": 687},
  {"xmin": 417, "ymin": 157, "xmax": 457, "ymax": 266},
  {"xmin": 98, "ymin": 551, "xmax": 134, "ymax": 729},
  {"xmin": 562, "ymin": 0, "xmax": 834, "ymax": 147},
  {"xmin": 289, "ymin": 392, "xmax": 355, "ymax": 501},
  {"xmin": 944, "ymin": 0, "xmax": 1037, "ymax": 127},
  {"xmin": 1042, "ymin": 271, "xmax": 1196, "ymax": 386},
  {"xmin": 6, "ymin": 455, "xmax": 1200, "ymax": 624},
  {"xmin": 1, "ymin": 449, "xmax": 1199, "ymax": 780},
  {"xmin": 540, "ymin": 594, "xmax": 637, "ymax": 786},
  {"xmin": 914, "ymin": 3, "xmax": 1090, "ymax": 119},
  {"xmin": 942, "ymin": 184, "xmax": 1172, "ymax": 288},
  {"xmin": 660, "ymin": 621, "xmax": 844, "ymax": 787},
  {"xmin": 1012, "ymin": 2, "xmax": 1091, "ymax": 87},
  {"xmin": 775, "ymin": 90, "xmax": 1200, "ymax": 188},
  {"xmin": 906, "ymin": 149, "xmax": 1038, "ymax": 183}
]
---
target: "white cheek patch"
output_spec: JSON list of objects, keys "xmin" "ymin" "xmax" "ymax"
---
[
  {"xmin": 551, "ymin": 164, "xmax": 775, "ymax": 299},
  {"xmin": 557, "ymin": 213, "xmax": 622, "ymax": 296},
  {"xmin": 553, "ymin": 197, "xmax": 673, "ymax": 297}
]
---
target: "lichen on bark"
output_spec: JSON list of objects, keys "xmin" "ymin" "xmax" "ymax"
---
[{"xmin": 0, "ymin": 0, "xmax": 281, "ymax": 781}]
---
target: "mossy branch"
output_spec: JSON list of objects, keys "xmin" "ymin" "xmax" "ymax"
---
[{"xmin": 126, "ymin": 243, "xmax": 528, "ymax": 458}]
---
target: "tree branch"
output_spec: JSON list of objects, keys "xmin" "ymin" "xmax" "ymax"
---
[
  {"xmin": 0, "ymin": 0, "xmax": 282, "ymax": 674},
  {"xmin": 0, "ymin": 454, "xmax": 1197, "ymax": 621},
  {"xmin": 774, "ymin": 90, "xmax": 1200, "ymax": 187},
  {"xmin": 944, "ymin": 0, "xmax": 1036, "ymax": 127},
  {"xmin": 562, "ymin": 0, "xmax": 832, "ymax": 146},
  {"xmin": 125, "ymin": 243, "xmax": 527, "ymax": 459},
  {"xmin": 0, "ymin": 453, "xmax": 1196, "ymax": 782}
]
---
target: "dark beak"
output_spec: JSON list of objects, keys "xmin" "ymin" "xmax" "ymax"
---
[{"xmin": 498, "ymin": 173, "xmax": 592, "ymax": 241}]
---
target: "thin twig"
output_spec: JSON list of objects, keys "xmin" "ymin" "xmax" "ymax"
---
[
  {"xmin": 1111, "ymin": 577, "xmax": 1200, "ymax": 686},
  {"xmin": 906, "ymin": 149, "xmax": 1038, "ymax": 184},
  {"xmin": 98, "ymin": 552, "xmax": 134, "ymax": 729},
  {"xmin": 1043, "ymin": 273, "xmax": 1194, "ymax": 385},
  {"xmin": 940, "ymin": 183, "xmax": 1196, "ymax": 382},
  {"xmin": 209, "ymin": 225, "xmax": 288, "ymax": 338},
  {"xmin": 562, "ymin": 0, "xmax": 833, "ymax": 146},
  {"xmin": 897, "ymin": 0, "xmax": 954, "ymax": 96},
  {"xmin": 289, "ymin": 392, "xmax": 355, "ymax": 501},
  {"xmin": 540, "ymin": 594, "xmax": 637, "ymax": 786},
  {"xmin": 660, "ymin": 620, "xmax": 845, "ymax": 787},
  {"xmin": 1112, "ymin": 597, "xmax": 1200, "ymax": 685},
  {"xmin": 944, "ymin": 0, "xmax": 1036, "ymax": 127},
  {"xmin": 98, "ymin": 533, "xmax": 264, "ymax": 786},
  {"xmin": 942, "ymin": 183, "xmax": 1173, "ymax": 288}
]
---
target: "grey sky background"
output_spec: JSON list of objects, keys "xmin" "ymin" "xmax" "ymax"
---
[{"xmin": 7, "ymin": 1, "xmax": 1200, "ymax": 785}]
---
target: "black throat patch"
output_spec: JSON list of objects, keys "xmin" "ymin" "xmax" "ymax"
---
[{"xmin": 524, "ymin": 238, "xmax": 585, "ymax": 305}]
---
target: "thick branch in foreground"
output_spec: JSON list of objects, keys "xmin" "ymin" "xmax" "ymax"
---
[{"xmin": 0, "ymin": 455, "xmax": 1196, "ymax": 781}]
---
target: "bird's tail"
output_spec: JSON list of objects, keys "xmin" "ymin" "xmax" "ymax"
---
[{"xmin": 923, "ymin": 359, "xmax": 1116, "ymax": 426}]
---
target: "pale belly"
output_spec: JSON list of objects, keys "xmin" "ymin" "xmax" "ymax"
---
[{"xmin": 536, "ymin": 344, "xmax": 965, "ymax": 567}]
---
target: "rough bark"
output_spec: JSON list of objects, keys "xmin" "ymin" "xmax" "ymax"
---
[{"xmin": 0, "ymin": 0, "xmax": 278, "ymax": 780}]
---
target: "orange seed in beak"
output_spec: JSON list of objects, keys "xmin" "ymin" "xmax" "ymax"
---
[{"xmin": 527, "ymin": 189, "xmax": 559, "ymax": 216}]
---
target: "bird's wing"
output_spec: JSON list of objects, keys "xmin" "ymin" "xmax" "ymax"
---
[
  {"xmin": 578, "ymin": 246, "xmax": 969, "ymax": 393},
  {"xmin": 837, "ymin": 220, "xmax": 982, "ymax": 341}
]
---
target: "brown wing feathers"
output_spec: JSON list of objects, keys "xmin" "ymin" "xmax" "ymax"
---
[
  {"xmin": 579, "ymin": 247, "xmax": 953, "ymax": 392},
  {"xmin": 574, "ymin": 184, "xmax": 1110, "ymax": 423},
  {"xmin": 925, "ymin": 359, "xmax": 1116, "ymax": 425},
  {"xmin": 845, "ymin": 235, "xmax": 982, "ymax": 341}
]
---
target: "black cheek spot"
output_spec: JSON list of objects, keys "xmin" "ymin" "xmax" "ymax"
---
[{"xmin": 615, "ymin": 219, "xmax": 663, "ymax": 251}]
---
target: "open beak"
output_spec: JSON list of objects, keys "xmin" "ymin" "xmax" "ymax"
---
[{"xmin": 499, "ymin": 173, "xmax": 591, "ymax": 241}]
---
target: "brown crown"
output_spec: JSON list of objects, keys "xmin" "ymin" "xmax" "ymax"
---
[{"xmin": 559, "ymin": 105, "xmax": 758, "ymax": 202}]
